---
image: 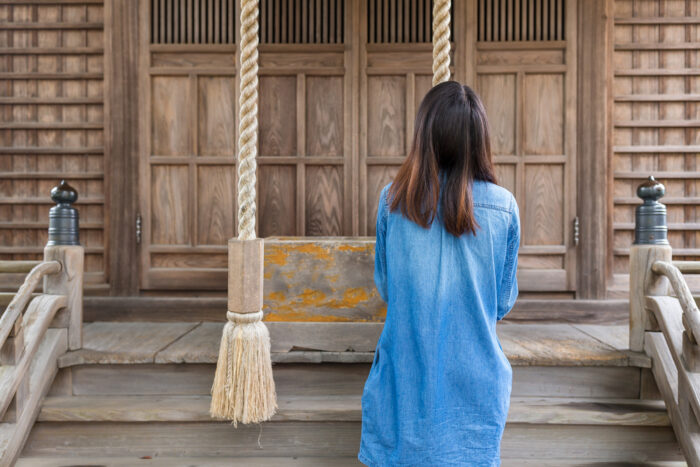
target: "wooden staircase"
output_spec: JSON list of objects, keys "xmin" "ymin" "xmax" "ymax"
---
[{"xmin": 13, "ymin": 321, "xmax": 687, "ymax": 466}]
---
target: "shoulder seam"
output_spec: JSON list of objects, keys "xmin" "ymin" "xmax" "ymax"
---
[{"xmin": 473, "ymin": 201, "xmax": 512, "ymax": 214}]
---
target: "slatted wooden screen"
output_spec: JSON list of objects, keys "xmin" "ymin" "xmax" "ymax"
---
[
  {"xmin": 477, "ymin": 0, "xmax": 565, "ymax": 41},
  {"xmin": 0, "ymin": 1, "xmax": 105, "ymax": 291},
  {"xmin": 611, "ymin": 0, "xmax": 700, "ymax": 293},
  {"xmin": 261, "ymin": 0, "xmax": 345, "ymax": 43},
  {"xmin": 150, "ymin": 0, "xmax": 235, "ymax": 44},
  {"xmin": 367, "ymin": 0, "xmax": 453, "ymax": 43}
]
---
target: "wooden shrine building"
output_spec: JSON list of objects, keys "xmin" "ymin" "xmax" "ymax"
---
[
  {"xmin": 2, "ymin": 0, "xmax": 700, "ymax": 465},
  {"xmin": 3, "ymin": 0, "xmax": 700, "ymax": 321}
]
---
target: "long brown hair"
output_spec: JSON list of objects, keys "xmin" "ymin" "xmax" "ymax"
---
[{"xmin": 388, "ymin": 81, "xmax": 497, "ymax": 236}]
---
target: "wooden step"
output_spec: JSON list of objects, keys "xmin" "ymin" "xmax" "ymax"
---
[
  {"xmin": 57, "ymin": 322, "xmax": 650, "ymax": 368},
  {"xmin": 36, "ymin": 394, "xmax": 670, "ymax": 427},
  {"xmin": 51, "ymin": 362, "xmax": 645, "ymax": 399},
  {"xmin": 20, "ymin": 421, "xmax": 682, "ymax": 461},
  {"xmin": 14, "ymin": 456, "xmax": 689, "ymax": 467}
]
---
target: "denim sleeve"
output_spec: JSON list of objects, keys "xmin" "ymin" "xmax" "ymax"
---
[
  {"xmin": 497, "ymin": 197, "xmax": 520, "ymax": 321},
  {"xmin": 374, "ymin": 185, "xmax": 389, "ymax": 303}
]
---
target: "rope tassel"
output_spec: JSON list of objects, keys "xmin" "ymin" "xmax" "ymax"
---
[
  {"xmin": 210, "ymin": 0, "xmax": 277, "ymax": 426},
  {"xmin": 210, "ymin": 310, "xmax": 277, "ymax": 426}
]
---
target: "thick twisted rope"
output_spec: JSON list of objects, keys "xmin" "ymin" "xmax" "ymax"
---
[
  {"xmin": 237, "ymin": 0, "xmax": 259, "ymax": 241},
  {"xmin": 432, "ymin": 0, "xmax": 451, "ymax": 86}
]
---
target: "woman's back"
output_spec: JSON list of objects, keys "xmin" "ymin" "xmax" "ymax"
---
[
  {"xmin": 358, "ymin": 81, "xmax": 521, "ymax": 467},
  {"xmin": 358, "ymin": 179, "xmax": 519, "ymax": 466}
]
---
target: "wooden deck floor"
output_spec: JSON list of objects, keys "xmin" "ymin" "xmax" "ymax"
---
[{"xmin": 58, "ymin": 322, "xmax": 650, "ymax": 368}]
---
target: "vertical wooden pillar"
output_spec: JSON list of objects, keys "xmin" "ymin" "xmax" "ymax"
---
[
  {"xmin": 629, "ymin": 244, "xmax": 671, "ymax": 351},
  {"xmin": 629, "ymin": 177, "xmax": 671, "ymax": 352},
  {"xmin": 44, "ymin": 246, "xmax": 84, "ymax": 350},
  {"xmin": 577, "ymin": 0, "xmax": 612, "ymax": 298},
  {"xmin": 105, "ymin": 0, "xmax": 141, "ymax": 295}
]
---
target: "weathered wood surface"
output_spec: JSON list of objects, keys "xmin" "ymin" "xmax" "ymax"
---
[
  {"xmin": 16, "ymin": 457, "xmax": 365, "ymax": 467},
  {"xmin": 0, "ymin": 329, "xmax": 67, "ymax": 467},
  {"xmin": 14, "ymin": 457, "xmax": 689, "ymax": 467},
  {"xmin": 58, "ymin": 321, "xmax": 644, "ymax": 368},
  {"xmin": 20, "ymin": 422, "xmax": 681, "ymax": 461},
  {"xmin": 43, "ymin": 246, "xmax": 84, "ymax": 350},
  {"xmin": 0, "ymin": 262, "xmax": 41, "ymax": 275},
  {"xmin": 262, "ymin": 238, "xmax": 382, "ymax": 322},
  {"xmin": 0, "ymin": 295, "xmax": 66, "ymax": 421},
  {"xmin": 646, "ymin": 331, "xmax": 700, "ymax": 467},
  {"xmin": 630, "ymin": 244, "xmax": 672, "ymax": 351},
  {"xmin": 83, "ymin": 296, "xmax": 630, "ymax": 324},
  {"xmin": 37, "ymin": 394, "xmax": 669, "ymax": 427},
  {"xmin": 57, "ymin": 322, "xmax": 199, "ymax": 366},
  {"xmin": 61, "ymin": 362, "xmax": 642, "ymax": 400}
]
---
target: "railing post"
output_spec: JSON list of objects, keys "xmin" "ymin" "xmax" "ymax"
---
[
  {"xmin": 630, "ymin": 176, "xmax": 672, "ymax": 352},
  {"xmin": 43, "ymin": 180, "xmax": 84, "ymax": 350}
]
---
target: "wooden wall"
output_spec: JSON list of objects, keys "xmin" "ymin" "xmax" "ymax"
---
[
  {"xmin": 10, "ymin": 1, "xmax": 693, "ymax": 299},
  {"xmin": 0, "ymin": 0, "xmax": 105, "ymax": 291},
  {"xmin": 611, "ymin": 0, "xmax": 700, "ymax": 294}
]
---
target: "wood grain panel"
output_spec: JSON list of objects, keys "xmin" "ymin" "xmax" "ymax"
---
[
  {"xmin": 197, "ymin": 76, "xmax": 235, "ymax": 156},
  {"xmin": 305, "ymin": 166, "xmax": 343, "ymax": 235},
  {"xmin": 151, "ymin": 165, "xmax": 190, "ymax": 245},
  {"xmin": 306, "ymin": 76, "xmax": 343, "ymax": 157},
  {"xmin": 522, "ymin": 73, "xmax": 564, "ymax": 155},
  {"xmin": 259, "ymin": 76, "xmax": 297, "ymax": 157},
  {"xmin": 495, "ymin": 163, "xmax": 517, "ymax": 195},
  {"xmin": 478, "ymin": 73, "xmax": 516, "ymax": 155},
  {"xmin": 414, "ymin": 74, "xmax": 433, "ymax": 108},
  {"xmin": 196, "ymin": 165, "xmax": 234, "ymax": 245},
  {"xmin": 367, "ymin": 166, "xmax": 399, "ymax": 235},
  {"xmin": 523, "ymin": 164, "xmax": 564, "ymax": 246},
  {"xmin": 258, "ymin": 165, "xmax": 296, "ymax": 237},
  {"xmin": 151, "ymin": 76, "xmax": 191, "ymax": 156},
  {"xmin": 367, "ymin": 75, "xmax": 406, "ymax": 157}
]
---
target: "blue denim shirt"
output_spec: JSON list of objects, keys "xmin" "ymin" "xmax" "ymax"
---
[{"xmin": 358, "ymin": 178, "xmax": 520, "ymax": 466}]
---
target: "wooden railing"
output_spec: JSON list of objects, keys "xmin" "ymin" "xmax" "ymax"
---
[
  {"xmin": 0, "ymin": 181, "xmax": 83, "ymax": 466},
  {"xmin": 630, "ymin": 176, "xmax": 700, "ymax": 466}
]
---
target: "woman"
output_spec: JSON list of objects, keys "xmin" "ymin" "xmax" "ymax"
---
[{"xmin": 358, "ymin": 81, "xmax": 520, "ymax": 467}]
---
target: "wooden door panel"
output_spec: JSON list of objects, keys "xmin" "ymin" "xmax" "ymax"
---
[
  {"xmin": 196, "ymin": 165, "xmax": 235, "ymax": 245},
  {"xmin": 478, "ymin": 73, "xmax": 516, "ymax": 156},
  {"xmin": 151, "ymin": 77, "xmax": 191, "ymax": 156},
  {"xmin": 150, "ymin": 165, "xmax": 191, "ymax": 245},
  {"xmin": 367, "ymin": 76, "xmax": 407, "ymax": 157},
  {"xmin": 475, "ymin": 19, "xmax": 576, "ymax": 293},
  {"xmin": 197, "ymin": 77, "xmax": 236, "ymax": 156},
  {"xmin": 305, "ymin": 166, "xmax": 344, "ymax": 235},
  {"xmin": 258, "ymin": 165, "xmax": 297, "ymax": 237},
  {"xmin": 522, "ymin": 74, "xmax": 565, "ymax": 156},
  {"xmin": 523, "ymin": 164, "xmax": 565, "ymax": 246},
  {"xmin": 306, "ymin": 76, "xmax": 344, "ymax": 156},
  {"xmin": 367, "ymin": 166, "xmax": 399, "ymax": 235},
  {"xmin": 259, "ymin": 76, "xmax": 297, "ymax": 157}
]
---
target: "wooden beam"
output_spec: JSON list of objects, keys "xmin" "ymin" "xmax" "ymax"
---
[
  {"xmin": 104, "ymin": 0, "xmax": 141, "ymax": 296},
  {"xmin": 576, "ymin": 0, "xmax": 611, "ymax": 299}
]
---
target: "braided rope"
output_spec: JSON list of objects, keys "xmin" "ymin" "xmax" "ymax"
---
[
  {"xmin": 432, "ymin": 0, "xmax": 451, "ymax": 86},
  {"xmin": 237, "ymin": 0, "xmax": 259, "ymax": 241}
]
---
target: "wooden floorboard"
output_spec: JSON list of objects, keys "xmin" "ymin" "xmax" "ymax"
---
[
  {"xmin": 14, "ymin": 457, "xmax": 689, "ymax": 467},
  {"xmin": 57, "ymin": 322, "xmax": 650, "ymax": 368},
  {"xmin": 36, "ymin": 394, "xmax": 670, "ymax": 426},
  {"xmin": 83, "ymin": 297, "xmax": 630, "ymax": 324},
  {"xmin": 20, "ymin": 422, "xmax": 682, "ymax": 461}
]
